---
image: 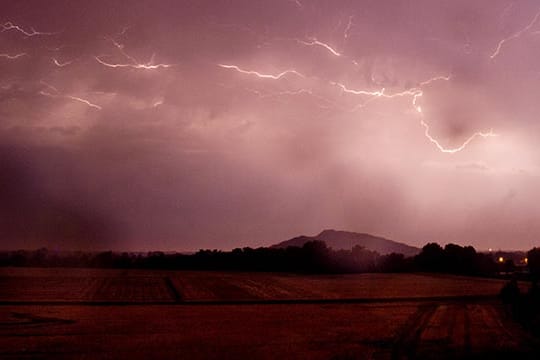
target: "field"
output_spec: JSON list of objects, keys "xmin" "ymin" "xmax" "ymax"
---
[{"xmin": 0, "ymin": 268, "xmax": 538, "ymax": 359}]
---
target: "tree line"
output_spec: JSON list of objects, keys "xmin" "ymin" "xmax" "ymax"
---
[
  {"xmin": 498, "ymin": 247, "xmax": 540, "ymax": 336},
  {"xmin": 0, "ymin": 241, "xmax": 517, "ymax": 276}
]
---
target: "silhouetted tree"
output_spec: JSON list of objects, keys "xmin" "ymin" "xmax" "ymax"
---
[
  {"xmin": 415, "ymin": 243, "xmax": 445, "ymax": 272},
  {"xmin": 528, "ymin": 248, "xmax": 540, "ymax": 280},
  {"xmin": 302, "ymin": 240, "xmax": 331, "ymax": 272},
  {"xmin": 379, "ymin": 253, "xmax": 408, "ymax": 272},
  {"xmin": 0, "ymin": 241, "xmax": 499, "ymax": 276}
]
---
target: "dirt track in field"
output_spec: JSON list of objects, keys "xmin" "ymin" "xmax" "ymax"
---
[{"xmin": 387, "ymin": 302, "xmax": 539, "ymax": 359}]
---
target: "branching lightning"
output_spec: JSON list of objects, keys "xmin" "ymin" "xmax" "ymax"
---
[
  {"xmin": 39, "ymin": 81, "xmax": 102, "ymax": 110},
  {"xmin": 95, "ymin": 56, "xmax": 173, "ymax": 69},
  {"xmin": 296, "ymin": 38, "xmax": 341, "ymax": 57},
  {"xmin": 490, "ymin": 10, "xmax": 540, "ymax": 59},
  {"xmin": 0, "ymin": 6, "xmax": 506, "ymax": 156},
  {"xmin": 221, "ymin": 51, "xmax": 496, "ymax": 153},
  {"xmin": 1, "ymin": 21, "xmax": 58, "ymax": 37},
  {"xmin": 331, "ymin": 75, "xmax": 497, "ymax": 152},
  {"xmin": 218, "ymin": 64, "xmax": 305, "ymax": 79},
  {"xmin": 332, "ymin": 82, "xmax": 386, "ymax": 97},
  {"xmin": 95, "ymin": 37, "xmax": 173, "ymax": 70},
  {"xmin": 334, "ymin": 83, "xmax": 423, "ymax": 112},
  {"xmin": 420, "ymin": 119, "xmax": 497, "ymax": 154},
  {"xmin": 413, "ymin": 84, "xmax": 497, "ymax": 153},
  {"xmin": 0, "ymin": 53, "xmax": 26, "ymax": 59},
  {"xmin": 245, "ymin": 87, "xmax": 312, "ymax": 98}
]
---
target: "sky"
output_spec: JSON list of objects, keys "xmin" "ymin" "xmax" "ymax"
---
[{"xmin": 1, "ymin": 0, "xmax": 540, "ymax": 251}]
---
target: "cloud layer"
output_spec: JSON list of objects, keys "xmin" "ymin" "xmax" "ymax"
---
[{"xmin": 1, "ymin": 0, "xmax": 540, "ymax": 250}]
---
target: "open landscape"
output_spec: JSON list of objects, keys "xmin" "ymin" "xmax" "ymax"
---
[
  {"xmin": 3, "ymin": 1, "xmax": 540, "ymax": 358},
  {"xmin": 1, "ymin": 268, "xmax": 538, "ymax": 359}
]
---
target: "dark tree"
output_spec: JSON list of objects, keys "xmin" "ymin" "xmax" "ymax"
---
[
  {"xmin": 415, "ymin": 243, "xmax": 445, "ymax": 272},
  {"xmin": 528, "ymin": 248, "xmax": 540, "ymax": 280}
]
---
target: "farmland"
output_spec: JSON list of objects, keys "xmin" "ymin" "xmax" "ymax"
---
[{"xmin": 0, "ymin": 268, "xmax": 538, "ymax": 359}]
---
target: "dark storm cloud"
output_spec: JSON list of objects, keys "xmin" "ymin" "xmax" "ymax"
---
[
  {"xmin": 1, "ymin": 0, "xmax": 540, "ymax": 250},
  {"xmin": 0, "ymin": 145, "xmax": 118, "ymax": 250}
]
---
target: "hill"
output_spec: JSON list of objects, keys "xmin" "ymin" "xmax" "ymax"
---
[{"xmin": 272, "ymin": 229, "xmax": 420, "ymax": 256}]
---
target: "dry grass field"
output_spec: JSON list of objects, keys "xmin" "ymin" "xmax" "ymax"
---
[
  {"xmin": 0, "ymin": 268, "xmax": 524, "ymax": 302},
  {"xmin": 0, "ymin": 268, "xmax": 538, "ymax": 359}
]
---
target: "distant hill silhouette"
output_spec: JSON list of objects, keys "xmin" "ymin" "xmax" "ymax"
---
[{"xmin": 272, "ymin": 229, "xmax": 420, "ymax": 256}]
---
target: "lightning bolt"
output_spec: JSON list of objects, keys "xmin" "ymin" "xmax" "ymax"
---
[
  {"xmin": 297, "ymin": 38, "xmax": 342, "ymax": 57},
  {"xmin": 333, "ymin": 82, "xmax": 386, "ymax": 97},
  {"xmin": 52, "ymin": 58, "xmax": 73, "ymax": 67},
  {"xmin": 218, "ymin": 64, "xmax": 305, "ymax": 79},
  {"xmin": 39, "ymin": 81, "xmax": 102, "ymax": 110},
  {"xmin": 344, "ymin": 16, "xmax": 354, "ymax": 40},
  {"xmin": 490, "ymin": 9, "xmax": 540, "ymax": 59},
  {"xmin": 332, "ymin": 75, "xmax": 497, "ymax": 153},
  {"xmin": 420, "ymin": 119, "xmax": 497, "ymax": 154},
  {"xmin": 64, "ymin": 95, "xmax": 102, "ymax": 110},
  {"xmin": 0, "ymin": 6, "xmax": 507, "ymax": 159},
  {"xmin": 95, "ymin": 37, "xmax": 173, "ymax": 70},
  {"xmin": 106, "ymin": 37, "xmax": 139, "ymax": 64},
  {"xmin": 334, "ymin": 77, "xmax": 452, "ymax": 99},
  {"xmin": 221, "ymin": 54, "xmax": 496, "ymax": 154},
  {"xmin": 413, "ymin": 87, "xmax": 497, "ymax": 153},
  {"xmin": 244, "ymin": 87, "xmax": 313, "ymax": 98},
  {"xmin": 1, "ymin": 21, "xmax": 58, "ymax": 37},
  {"xmin": 417, "ymin": 76, "xmax": 452, "ymax": 87},
  {"xmin": 333, "ymin": 82, "xmax": 424, "ymax": 112},
  {"xmin": 94, "ymin": 56, "xmax": 173, "ymax": 69},
  {"xmin": 0, "ymin": 53, "xmax": 26, "ymax": 59}
]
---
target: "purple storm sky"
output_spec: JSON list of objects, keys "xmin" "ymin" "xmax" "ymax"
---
[{"xmin": 1, "ymin": 0, "xmax": 540, "ymax": 251}]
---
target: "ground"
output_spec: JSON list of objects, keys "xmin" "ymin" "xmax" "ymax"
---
[{"xmin": 0, "ymin": 268, "xmax": 538, "ymax": 359}]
